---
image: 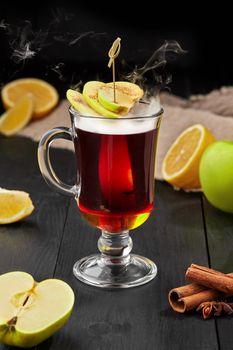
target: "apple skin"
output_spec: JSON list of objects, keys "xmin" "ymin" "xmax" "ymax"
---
[
  {"xmin": 0, "ymin": 273, "xmax": 75, "ymax": 349},
  {"xmin": 0, "ymin": 310, "xmax": 72, "ymax": 348},
  {"xmin": 200, "ymin": 141, "xmax": 233, "ymax": 213},
  {"xmin": 98, "ymin": 88, "xmax": 129, "ymax": 114},
  {"xmin": 97, "ymin": 82, "xmax": 143, "ymax": 115},
  {"xmin": 83, "ymin": 81, "xmax": 120, "ymax": 118},
  {"xmin": 66, "ymin": 89, "xmax": 100, "ymax": 117}
]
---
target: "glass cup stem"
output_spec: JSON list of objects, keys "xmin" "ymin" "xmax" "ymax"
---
[
  {"xmin": 98, "ymin": 231, "xmax": 132, "ymax": 267},
  {"xmin": 73, "ymin": 230, "xmax": 157, "ymax": 288}
]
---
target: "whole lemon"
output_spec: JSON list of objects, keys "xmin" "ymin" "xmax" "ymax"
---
[{"xmin": 199, "ymin": 141, "xmax": 233, "ymax": 213}]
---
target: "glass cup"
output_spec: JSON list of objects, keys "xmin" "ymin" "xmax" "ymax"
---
[{"xmin": 38, "ymin": 103, "xmax": 163, "ymax": 288}]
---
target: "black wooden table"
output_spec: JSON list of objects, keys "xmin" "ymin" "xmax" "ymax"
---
[{"xmin": 0, "ymin": 135, "xmax": 233, "ymax": 350}]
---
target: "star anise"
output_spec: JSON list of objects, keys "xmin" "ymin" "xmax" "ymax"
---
[{"xmin": 197, "ymin": 301, "xmax": 233, "ymax": 319}]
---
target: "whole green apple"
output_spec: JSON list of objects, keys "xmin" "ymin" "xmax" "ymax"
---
[{"xmin": 199, "ymin": 141, "xmax": 233, "ymax": 213}]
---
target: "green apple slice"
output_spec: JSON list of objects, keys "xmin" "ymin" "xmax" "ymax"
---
[
  {"xmin": 98, "ymin": 87, "xmax": 131, "ymax": 115},
  {"xmin": 83, "ymin": 81, "xmax": 120, "ymax": 118},
  {"xmin": 0, "ymin": 271, "xmax": 74, "ymax": 348},
  {"xmin": 98, "ymin": 82, "xmax": 144, "ymax": 115},
  {"xmin": 66, "ymin": 89, "xmax": 100, "ymax": 116}
]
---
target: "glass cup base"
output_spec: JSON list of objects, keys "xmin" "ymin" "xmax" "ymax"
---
[{"xmin": 73, "ymin": 254, "xmax": 157, "ymax": 289}]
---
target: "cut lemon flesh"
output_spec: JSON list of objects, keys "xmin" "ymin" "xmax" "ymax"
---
[
  {"xmin": 0, "ymin": 188, "xmax": 34, "ymax": 224},
  {"xmin": 162, "ymin": 124, "xmax": 216, "ymax": 189},
  {"xmin": 1, "ymin": 78, "xmax": 59, "ymax": 119},
  {"xmin": 0, "ymin": 95, "xmax": 33, "ymax": 136}
]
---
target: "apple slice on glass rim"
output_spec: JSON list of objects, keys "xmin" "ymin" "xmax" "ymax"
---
[{"xmin": 97, "ymin": 81, "xmax": 144, "ymax": 115}]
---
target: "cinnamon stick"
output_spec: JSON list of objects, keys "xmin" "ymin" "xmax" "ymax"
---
[
  {"xmin": 169, "ymin": 283, "xmax": 222, "ymax": 313},
  {"xmin": 186, "ymin": 264, "xmax": 233, "ymax": 294},
  {"xmin": 169, "ymin": 265, "xmax": 233, "ymax": 313}
]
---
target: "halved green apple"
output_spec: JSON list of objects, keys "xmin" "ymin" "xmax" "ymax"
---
[
  {"xmin": 66, "ymin": 89, "xmax": 100, "ymax": 116},
  {"xmin": 83, "ymin": 81, "xmax": 120, "ymax": 118},
  {"xmin": 98, "ymin": 82, "xmax": 144, "ymax": 115},
  {"xmin": 0, "ymin": 271, "xmax": 74, "ymax": 348}
]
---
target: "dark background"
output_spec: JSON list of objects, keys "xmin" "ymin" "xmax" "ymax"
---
[{"xmin": 0, "ymin": 2, "xmax": 232, "ymax": 99}]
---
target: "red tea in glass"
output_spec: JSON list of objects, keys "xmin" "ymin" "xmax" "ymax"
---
[{"xmin": 74, "ymin": 128, "xmax": 158, "ymax": 233}]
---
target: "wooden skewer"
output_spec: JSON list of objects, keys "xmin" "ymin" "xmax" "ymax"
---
[{"xmin": 108, "ymin": 37, "xmax": 121, "ymax": 103}]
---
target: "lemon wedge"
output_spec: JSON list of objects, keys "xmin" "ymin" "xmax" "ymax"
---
[
  {"xmin": 0, "ymin": 188, "xmax": 34, "ymax": 224},
  {"xmin": 0, "ymin": 95, "xmax": 33, "ymax": 136},
  {"xmin": 162, "ymin": 124, "xmax": 216, "ymax": 189}
]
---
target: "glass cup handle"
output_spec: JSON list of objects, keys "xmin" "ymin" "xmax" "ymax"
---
[{"xmin": 38, "ymin": 127, "xmax": 79, "ymax": 197}]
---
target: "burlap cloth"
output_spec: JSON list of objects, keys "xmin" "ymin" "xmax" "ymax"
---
[{"xmin": 18, "ymin": 87, "xmax": 233, "ymax": 180}]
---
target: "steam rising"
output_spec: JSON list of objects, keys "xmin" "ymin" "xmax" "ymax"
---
[
  {"xmin": 69, "ymin": 31, "xmax": 95, "ymax": 46},
  {"xmin": 12, "ymin": 43, "xmax": 36, "ymax": 62},
  {"xmin": 124, "ymin": 40, "xmax": 186, "ymax": 94},
  {"xmin": 0, "ymin": 12, "xmax": 106, "ymax": 65},
  {"xmin": 0, "ymin": 11, "xmax": 185, "ymax": 96},
  {"xmin": 0, "ymin": 19, "xmax": 8, "ymax": 29},
  {"xmin": 50, "ymin": 62, "xmax": 66, "ymax": 81},
  {"xmin": 51, "ymin": 8, "xmax": 75, "ymax": 23}
]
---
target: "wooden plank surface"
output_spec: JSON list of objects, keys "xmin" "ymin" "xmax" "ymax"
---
[
  {"xmin": 0, "ymin": 136, "xmax": 220, "ymax": 350},
  {"xmin": 203, "ymin": 196, "xmax": 233, "ymax": 350},
  {"xmin": 0, "ymin": 136, "xmax": 74, "ymax": 350},
  {"xmin": 42, "ymin": 184, "xmax": 219, "ymax": 350}
]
